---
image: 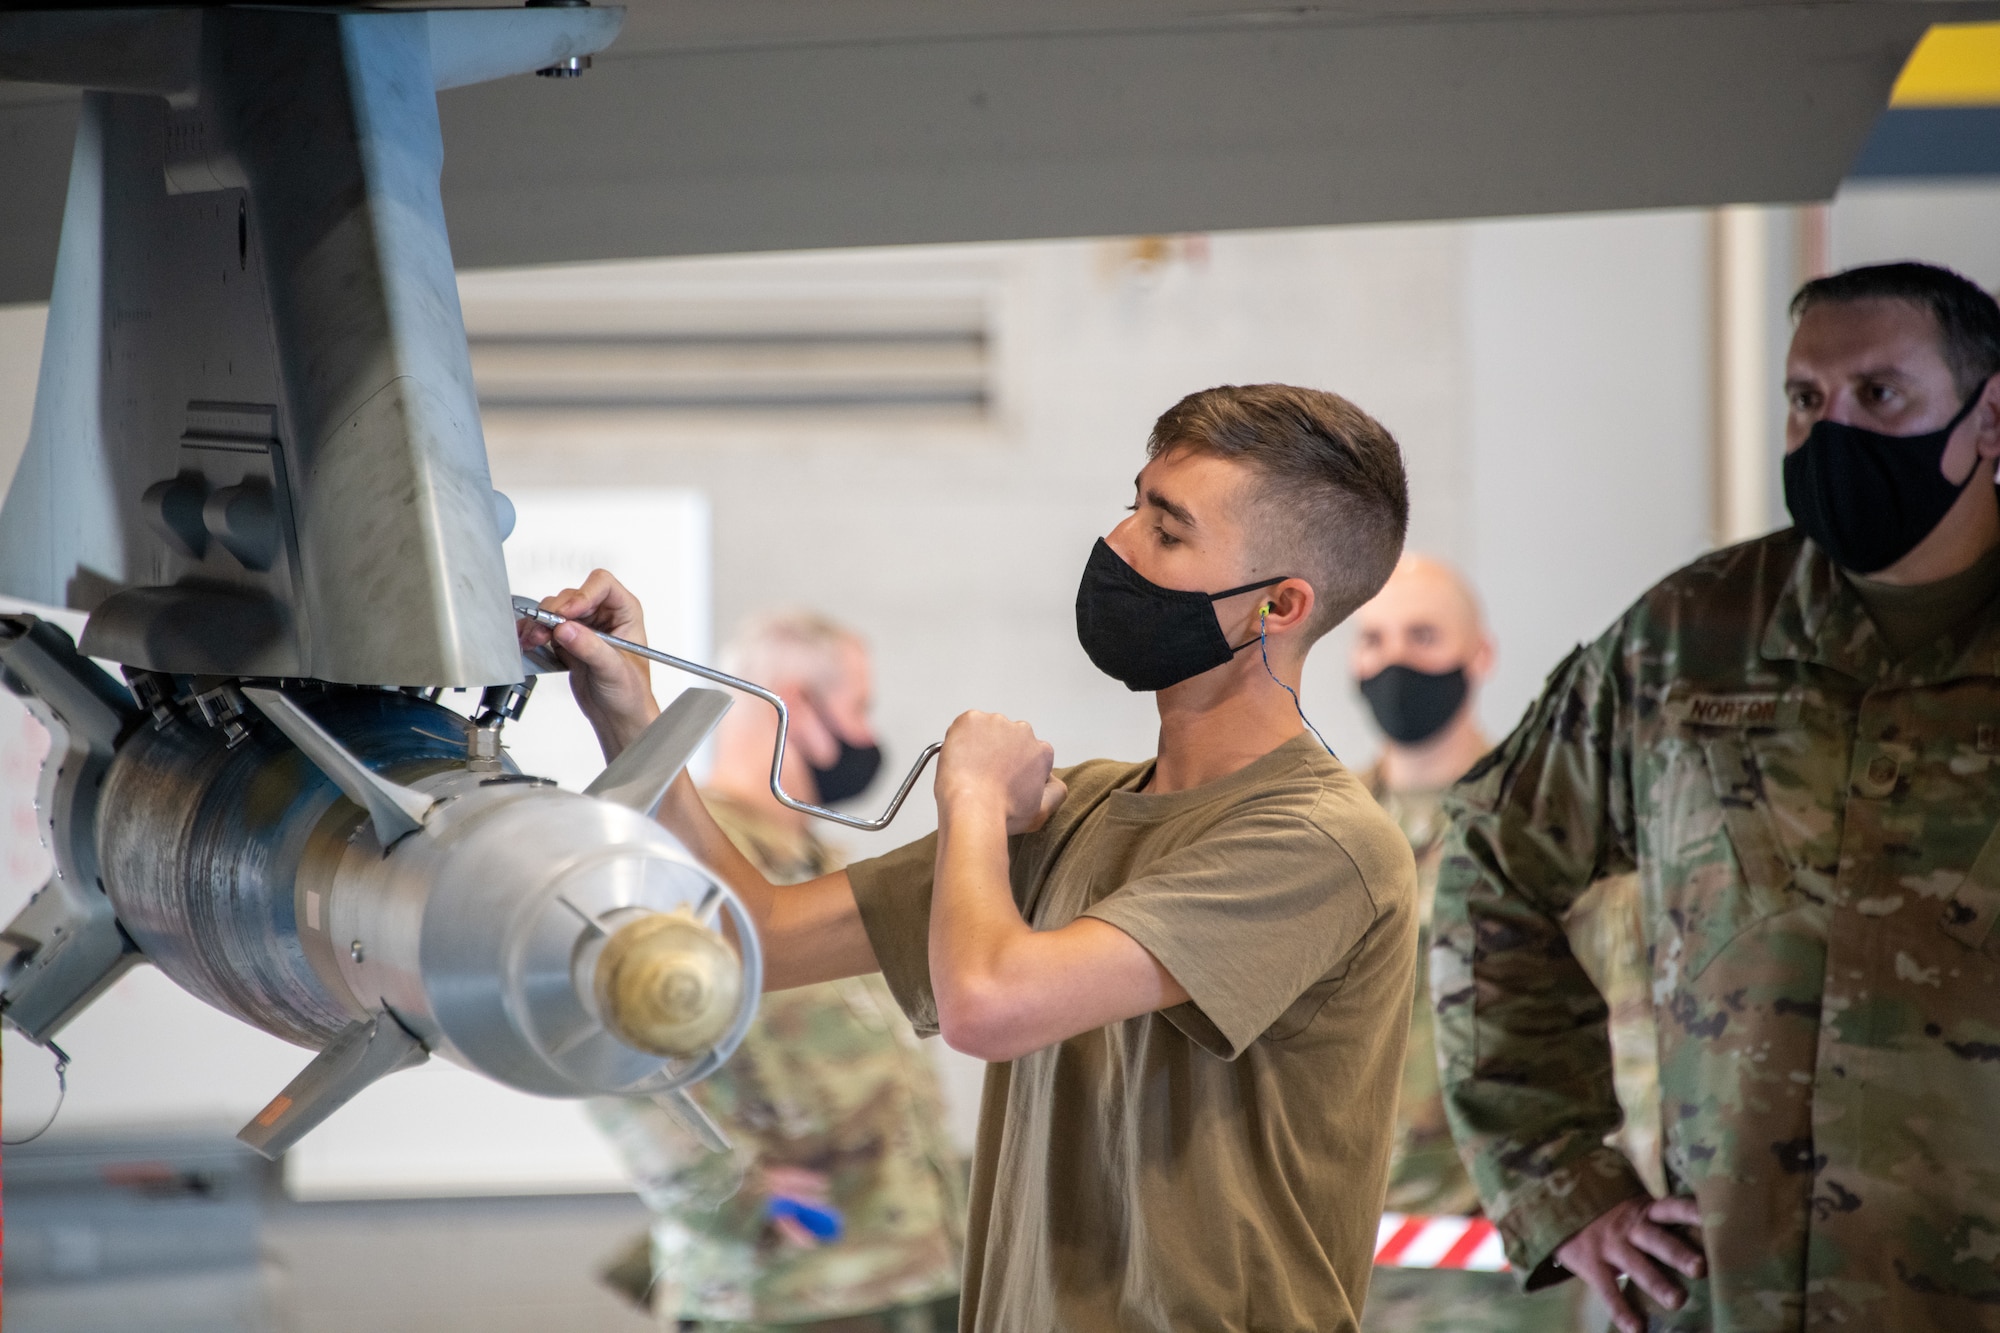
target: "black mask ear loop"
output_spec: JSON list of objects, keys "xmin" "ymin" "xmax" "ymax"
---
[{"xmin": 1257, "ymin": 603, "xmax": 1336, "ymax": 758}]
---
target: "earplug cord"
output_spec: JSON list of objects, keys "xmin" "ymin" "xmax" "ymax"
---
[{"xmin": 1259, "ymin": 606, "xmax": 1336, "ymax": 759}]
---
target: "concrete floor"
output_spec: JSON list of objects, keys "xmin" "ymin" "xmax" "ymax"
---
[
  {"xmin": 7, "ymin": 1132, "xmax": 1606, "ymax": 1332},
  {"xmin": 264, "ymin": 1193, "xmax": 657, "ymax": 1333},
  {"xmin": 10, "ymin": 1191, "xmax": 658, "ymax": 1333}
]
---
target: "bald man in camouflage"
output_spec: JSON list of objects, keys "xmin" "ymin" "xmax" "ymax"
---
[{"xmin": 1351, "ymin": 556, "xmax": 1659, "ymax": 1333}]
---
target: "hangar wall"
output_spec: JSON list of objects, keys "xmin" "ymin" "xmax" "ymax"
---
[
  {"xmin": 1, "ymin": 183, "xmax": 1994, "ymax": 1181},
  {"xmin": 466, "ymin": 210, "xmax": 1721, "ymax": 811}
]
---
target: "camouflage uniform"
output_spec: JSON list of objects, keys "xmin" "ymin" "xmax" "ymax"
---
[
  {"xmin": 1434, "ymin": 530, "xmax": 2000, "ymax": 1330},
  {"xmin": 591, "ymin": 795, "xmax": 965, "ymax": 1332},
  {"xmin": 1364, "ymin": 773, "xmax": 1656, "ymax": 1333}
]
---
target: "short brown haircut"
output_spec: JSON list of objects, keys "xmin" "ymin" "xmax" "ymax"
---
[
  {"xmin": 1147, "ymin": 384, "xmax": 1408, "ymax": 640},
  {"xmin": 1792, "ymin": 261, "xmax": 2000, "ymax": 398}
]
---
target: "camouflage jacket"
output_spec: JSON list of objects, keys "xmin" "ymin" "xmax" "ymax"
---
[
  {"xmin": 1433, "ymin": 530, "xmax": 2000, "ymax": 1330},
  {"xmin": 590, "ymin": 795, "xmax": 965, "ymax": 1325},
  {"xmin": 1369, "ymin": 774, "xmax": 1487, "ymax": 1218},
  {"xmin": 1369, "ymin": 771, "xmax": 1659, "ymax": 1222}
]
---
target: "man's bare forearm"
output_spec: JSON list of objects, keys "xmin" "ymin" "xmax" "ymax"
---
[
  {"xmin": 928, "ymin": 796, "xmax": 1186, "ymax": 1061},
  {"xmin": 590, "ymin": 704, "xmax": 660, "ymax": 764},
  {"xmin": 654, "ymin": 773, "xmax": 878, "ymax": 990},
  {"xmin": 929, "ymin": 793, "xmax": 1032, "ymax": 1052},
  {"xmin": 533, "ymin": 573, "xmax": 876, "ymax": 988},
  {"xmin": 923, "ymin": 710, "xmax": 1188, "ymax": 1060},
  {"xmin": 656, "ymin": 772, "xmax": 778, "ymax": 923}
]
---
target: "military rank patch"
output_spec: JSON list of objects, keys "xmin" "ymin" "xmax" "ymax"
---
[{"xmin": 1663, "ymin": 689, "xmax": 1802, "ymax": 729}]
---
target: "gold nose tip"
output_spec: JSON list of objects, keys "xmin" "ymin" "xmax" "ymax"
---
[{"xmin": 595, "ymin": 911, "xmax": 743, "ymax": 1058}]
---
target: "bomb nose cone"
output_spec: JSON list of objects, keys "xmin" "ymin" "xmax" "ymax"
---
[{"xmin": 594, "ymin": 912, "xmax": 744, "ymax": 1058}]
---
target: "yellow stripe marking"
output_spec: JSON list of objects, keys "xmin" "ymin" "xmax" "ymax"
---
[{"xmin": 1892, "ymin": 23, "xmax": 2000, "ymax": 107}]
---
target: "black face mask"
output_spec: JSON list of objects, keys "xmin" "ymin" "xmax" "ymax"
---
[
  {"xmin": 1357, "ymin": 664, "xmax": 1469, "ymax": 745},
  {"xmin": 805, "ymin": 701, "xmax": 882, "ymax": 805},
  {"xmin": 810, "ymin": 738, "xmax": 881, "ymax": 805},
  {"xmin": 1783, "ymin": 381, "xmax": 1990, "ymax": 575},
  {"xmin": 1074, "ymin": 538, "xmax": 1288, "ymax": 692}
]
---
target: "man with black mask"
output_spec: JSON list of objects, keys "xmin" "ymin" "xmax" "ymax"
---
[
  {"xmin": 526, "ymin": 383, "xmax": 1420, "ymax": 1333},
  {"xmin": 587, "ymin": 610, "xmax": 965, "ymax": 1333},
  {"xmin": 1353, "ymin": 554, "xmax": 1496, "ymax": 789},
  {"xmin": 1433, "ymin": 261, "xmax": 2000, "ymax": 1333},
  {"xmin": 1352, "ymin": 558, "xmax": 1658, "ymax": 1333}
]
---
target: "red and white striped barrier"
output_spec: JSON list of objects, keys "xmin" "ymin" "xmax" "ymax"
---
[{"xmin": 1373, "ymin": 1213, "xmax": 1509, "ymax": 1271}]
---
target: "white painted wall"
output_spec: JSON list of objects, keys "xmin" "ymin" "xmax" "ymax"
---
[
  {"xmin": 500, "ymin": 488, "xmax": 713, "ymax": 791},
  {"xmin": 8, "ymin": 183, "xmax": 1995, "ymax": 1187},
  {"xmin": 1462, "ymin": 211, "xmax": 1716, "ymax": 738},
  {"xmin": 471, "ymin": 228, "xmax": 1473, "ymax": 842},
  {"xmin": 1831, "ymin": 180, "xmax": 2000, "ymax": 287},
  {"xmin": 0, "ymin": 214, "xmax": 1716, "ymax": 1175},
  {"xmin": 470, "ymin": 218, "xmax": 1717, "ymax": 1152}
]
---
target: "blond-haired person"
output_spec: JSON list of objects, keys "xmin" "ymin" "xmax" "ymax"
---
[{"xmin": 591, "ymin": 612, "xmax": 963, "ymax": 1333}]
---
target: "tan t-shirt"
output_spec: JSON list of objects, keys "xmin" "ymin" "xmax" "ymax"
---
[{"xmin": 847, "ymin": 733, "xmax": 1418, "ymax": 1333}]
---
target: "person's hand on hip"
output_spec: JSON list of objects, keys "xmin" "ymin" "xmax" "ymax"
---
[{"xmin": 1555, "ymin": 1194, "xmax": 1706, "ymax": 1333}]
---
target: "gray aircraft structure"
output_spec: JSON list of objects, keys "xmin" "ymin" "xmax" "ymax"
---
[
  {"xmin": 3, "ymin": 0, "xmax": 1917, "ymax": 1167},
  {"xmin": 0, "ymin": 4, "xmax": 772, "ymax": 1159}
]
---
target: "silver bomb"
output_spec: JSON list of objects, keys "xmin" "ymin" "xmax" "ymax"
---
[{"xmin": 0, "ymin": 616, "xmax": 758, "ymax": 1156}]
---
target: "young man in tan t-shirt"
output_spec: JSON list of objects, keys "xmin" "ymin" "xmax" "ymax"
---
[{"xmin": 524, "ymin": 384, "xmax": 1420, "ymax": 1333}]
